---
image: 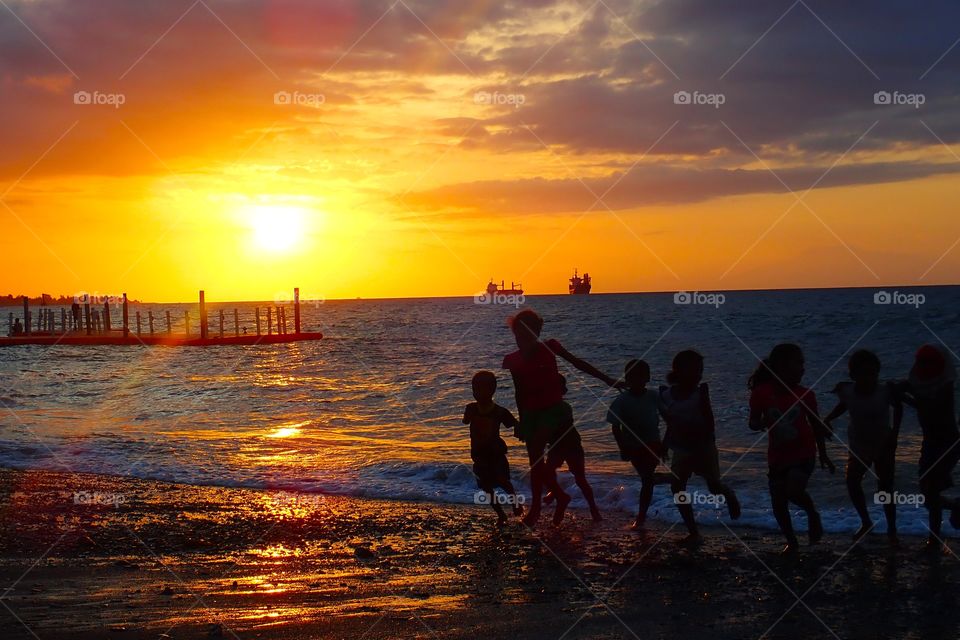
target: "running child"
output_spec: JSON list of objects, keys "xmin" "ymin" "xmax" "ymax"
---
[
  {"xmin": 542, "ymin": 375, "xmax": 603, "ymax": 522},
  {"xmin": 503, "ymin": 309, "xmax": 621, "ymax": 527},
  {"xmin": 607, "ymin": 359, "xmax": 671, "ymax": 529},
  {"xmin": 749, "ymin": 343, "xmax": 835, "ymax": 554},
  {"xmin": 824, "ymin": 349, "xmax": 902, "ymax": 544},
  {"xmin": 463, "ymin": 370, "xmax": 524, "ymax": 526},
  {"xmin": 661, "ymin": 350, "xmax": 741, "ymax": 546},
  {"xmin": 899, "ymin": 344, "xmax": 960, "ymax": 549}
]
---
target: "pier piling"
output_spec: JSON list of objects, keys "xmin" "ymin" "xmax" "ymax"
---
[
  {"xmin": 148, "ymin": 311, "xmax": 155, "ymax": 335},
  {"xmin": 199, "ymin": 291, "xmax": 208, "ymax": 340},
  {"xmin": 255, "ymin": 308, "xmax": 261, "ymax": 336},
  {"xmin": 84, "ymin": 301, "xmax": 91, "ymax": 336},
  {"xmin": 23, "ymin": 297, "xmax": 29, "ymax": 336},
  {"xmin": 233, "ymin": 309, "xmax": 239, "ymax": 337},
  {"xmin": 267, "ymin": 307, "xmax": 273, "ymax": 335},
  {"xmin": 294, "ymin": 288, "xmax": 301, "ymax": 334},
  {"xmin": 136, "ymin": 311, "xmax": 142, "ymax": 336},
  {"xmin": 122, "ymin": 294, "xmax": 129, "ymax": 339},
  {"xmin": 219, "ymin": 309, "xmax": 224, "ymax": 339},
  {"xmin": 104, "ymin": 302, "xmax": 111, "ymax": 332},
  {"xmin": 185, "ymin": 311, "xmax": 190, "ymax": 337},
  {"xmin": 61, "ymin": 308, "xmax": 66, "ymax": 334}
]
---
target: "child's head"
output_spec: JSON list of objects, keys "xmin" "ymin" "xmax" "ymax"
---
[
  {"xmin": 749, "ymin": 343, "xmax": 804, "ymax": 389},
  {"xmin": 624, "ymin": 359, "xmax": 650, "ymax": 390},
  {"xmin": 848, "ymin": 349, "xmax": 881, "ymax": 383},
  {"xmin": 909, "ymin": 344, "xmax": 956, "ymax": 397},
  {"xmin": 471, "ymin": 370, "xmax": 497, "ymax": 402},
  {"xmin": 508, "ymin": 309, "xmax": 543, "ymax": 352},
  {"xmin": 667, "ymin": 350, "xmax": 704, "ymax": 388}
]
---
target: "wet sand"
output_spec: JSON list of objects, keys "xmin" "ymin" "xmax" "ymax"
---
[{"xmin": 0, "ymin": 468, "xmax": 957, "ymax": 640}]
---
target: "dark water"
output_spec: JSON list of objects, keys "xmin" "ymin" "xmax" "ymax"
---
[{"xmin": 1, "ymin": 286, "xmax": 957, "ymax": 534}]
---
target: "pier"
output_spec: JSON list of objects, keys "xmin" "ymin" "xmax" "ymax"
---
[{"xmin": 1, "ymin": 289, "xmax": 322, "ymax": 347}]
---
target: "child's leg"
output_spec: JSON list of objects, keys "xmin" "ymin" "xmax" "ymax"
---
[
  {"xmin": 874, "ymin": 445, "xmax": 897, "ymax": 538},
  {"xmin": 524, "ymin": 435, "xmax": 547, "ymax": 525},
  {"xmin": 845, "ymin": 456, "xmax": 872, "ymax": 538},
  {"xmin": 637, "ymin": 473, "xmax": 655, "ymax": 524},
  {"xmin": 566, "ymin": 446, "xmax": 601, "ymax": 521},
  {"xmin": 785, "ymin": 464, "xmax": 821, "ymax": 544},
  {"xmin": 499, "ymin": 479, "xmax": 524, "ymax": 517},
  {"xmin": 769, "ymin": 469, "xmax": 798, "ymax": 549},
  {"xmin": 703, "ymin": 454, "xmax": 740, "ymax": 520},
  {"xmin": 670, "ymin": 460, "xmax": 699, "ymax": 540}
]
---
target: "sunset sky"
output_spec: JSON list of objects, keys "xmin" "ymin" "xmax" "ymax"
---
[{"xmin": 1, "ymin": 0, "xmax": 959, "ymax": 302}]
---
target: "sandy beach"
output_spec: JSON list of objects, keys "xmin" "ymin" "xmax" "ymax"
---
[{"xmin": 0, "ymin": 468, "xmax": 956, "ymax": 640}]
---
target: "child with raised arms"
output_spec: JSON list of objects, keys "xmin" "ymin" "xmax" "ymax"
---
[{"xmin": 502, "ymin": 309, "xmax": 621, "ymax": 527}]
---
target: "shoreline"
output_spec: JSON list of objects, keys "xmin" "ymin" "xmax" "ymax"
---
[{"xmin": 1, "ymin": 468, "xmax": 958, "ymax": 639}]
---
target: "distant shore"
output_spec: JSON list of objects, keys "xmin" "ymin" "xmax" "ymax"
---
[{"xmin": 0, "ymin": 467, "xmax": 957, "ymax": 639}]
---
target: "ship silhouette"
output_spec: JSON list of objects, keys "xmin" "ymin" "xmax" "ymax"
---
[{"xmin": 569, "ymin": 269, "xmax": 591, "ymax": 295}]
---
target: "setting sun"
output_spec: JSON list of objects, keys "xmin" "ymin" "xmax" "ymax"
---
[{"xmin": 245, "ymin": 204, "xmax": 309, "ymax": 253}]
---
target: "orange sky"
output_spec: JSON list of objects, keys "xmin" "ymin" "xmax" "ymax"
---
[{"xmin": 1, "ymin": 0, "xmax": 958, "ymax": 302}]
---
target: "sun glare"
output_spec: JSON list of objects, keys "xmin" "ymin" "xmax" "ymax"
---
[{"xmin": 246, "ymin": 204, "xmax": 307, "ymax": 253}]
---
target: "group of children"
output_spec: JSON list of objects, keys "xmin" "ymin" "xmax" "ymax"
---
[{"xmin": 463, "ymin": 308, "xmax": 960, "ymax": 553}]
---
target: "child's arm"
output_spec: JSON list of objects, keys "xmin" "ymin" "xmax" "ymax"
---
[
  {"xmin": 551, "ymin": 342, "xmax": 620, "ymax": 388},
  {"xmin": 699, "ymin": 383, "xmax": 716, "ymax": 436},
  {"xmin": 823, "ymin": 401, "xmax": 847, "ymax": 429},
  {"xmin": 462, "ymin": 404, "xmax": 475, "ymax": 425},
  {"xmin": 803, "ymin": 395, "xmax": 836, "ymax": 473},
  {"xmin": 889, "ymin": 382, "xmax": 903, "ymax": 437}
]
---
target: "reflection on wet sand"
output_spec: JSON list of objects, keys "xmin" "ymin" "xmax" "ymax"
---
[{"xmin": 2, "ymin": 468, "xmax": 960, "ymax": 640}]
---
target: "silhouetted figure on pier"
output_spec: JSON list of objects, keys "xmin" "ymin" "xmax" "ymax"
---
[
  {"xmin": 71, "ymin": 302, "xmax": 81, "ymax": 331},
  {"xmin": 11, "ymin": 318, "xmax": 23, "ymax": 336}
]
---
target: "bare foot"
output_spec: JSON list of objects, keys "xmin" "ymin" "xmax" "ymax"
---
[
  {"xmin": 543, "ymin": 491, "xmax": 555, "ymax": 505},
  {"xmin": 780, "ymin": 541, "xmax": 800, "ymax": 555},
  {"xmin": 552, "ymin": 492, "xmax": 571, "ymax": 526},
  {"xmin": 727, "ymin": 494, "xmax": 742, "ymax": 520},
  {"xmin": 852, "ymin": 523, "xmax": 872, "ymax": 542},
  {"xmin": 590, "ymin": 507, "xmax": 603, "ymax": 523},
  {"xmin": 631, "ymin": 518, "xmax": 646, "ymax": 531},
  {"xmin": 679, "ymin": 534, "xmax": 704, "ymax": 548},
  {"xmin": 808, "ymin": 512, "xmax": 823, "ymax": 545},
  {"xmin": 522, "ymin": 509, "xmax": 540, "ymax": 528}
]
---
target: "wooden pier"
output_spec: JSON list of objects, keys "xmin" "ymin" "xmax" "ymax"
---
[{"xmin": 1, "ymin": 289, "xmax": 322, "ymax": 347}]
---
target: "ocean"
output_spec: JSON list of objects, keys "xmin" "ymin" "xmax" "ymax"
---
[{"xmin": 1, "ymin": 286, "xmax": 958, "ymax": 536}]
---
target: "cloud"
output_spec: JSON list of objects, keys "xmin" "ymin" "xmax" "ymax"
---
[{"xmin": 404, "ymin": 160, "xmax": 960, "ymax": 214}]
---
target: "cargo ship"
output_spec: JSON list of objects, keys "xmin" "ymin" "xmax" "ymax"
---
[
  {"xmin": 486, "ymin": 279, "xmax": 524, "ymax": 295},
  {"xmin": 568, "ymin": 269, "xmax": 591, "ymax": 295}
]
